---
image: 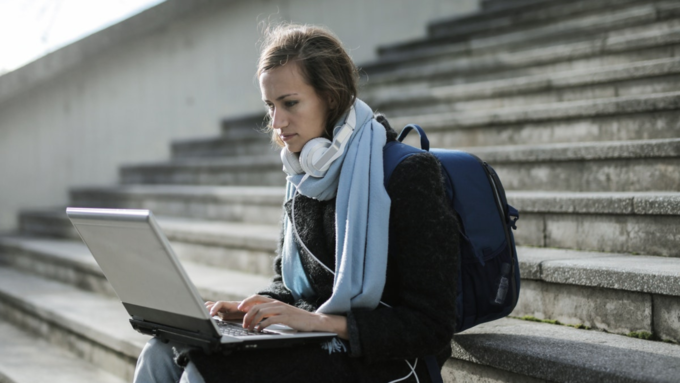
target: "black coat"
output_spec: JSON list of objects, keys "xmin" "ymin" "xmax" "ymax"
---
[{"xmin": 187, "ymin": 123, "xmax": 460, "ymax": 383}]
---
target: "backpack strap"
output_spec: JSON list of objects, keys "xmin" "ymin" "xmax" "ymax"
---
[{"xmin": 383, "ymin": 141, "xmax": 426, "ymax": 187}]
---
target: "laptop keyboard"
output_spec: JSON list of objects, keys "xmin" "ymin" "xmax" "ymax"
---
[{"xmin": 215, "ymin": 320, "xmax": 270, "ymax": 337}]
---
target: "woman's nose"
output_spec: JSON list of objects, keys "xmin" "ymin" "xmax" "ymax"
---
[{"xmin": 271, "ymin": 109, "xmax": 287, "ymax": 130}]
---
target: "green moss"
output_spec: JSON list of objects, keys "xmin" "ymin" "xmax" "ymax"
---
[{"xmin": 627, "ymin": 331, "xmax": 653, "ymax": 340}]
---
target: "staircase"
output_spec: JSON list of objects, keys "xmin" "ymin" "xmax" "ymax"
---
[{"xmin": 2, "ymin": 0, "xmax": 680, "ymax": 381}]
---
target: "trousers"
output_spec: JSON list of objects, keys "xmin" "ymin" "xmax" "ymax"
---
[{"xmin": 133, "ymin": 338, "xmax": 206, "ymax": 383}]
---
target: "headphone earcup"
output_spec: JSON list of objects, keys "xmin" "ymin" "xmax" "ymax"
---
[
  {"xmin": 299, "ymin": 137, "xmax": 332, "ymax": 178},
  {"xmin": 281, "ymin": 148, "xmax": 304, "ymax": 176}
]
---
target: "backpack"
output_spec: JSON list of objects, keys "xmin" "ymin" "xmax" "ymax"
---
[{"xmin": 383, "ymin": 124, "xmax": 521, "ymax": 334}]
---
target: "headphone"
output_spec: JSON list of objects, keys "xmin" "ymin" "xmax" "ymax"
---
[{"xmin": 280, "ymin": 106, "xmax": 357, "ymax": 178}]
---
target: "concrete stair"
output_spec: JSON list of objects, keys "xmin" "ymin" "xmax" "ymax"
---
[{"xmin": 2, "ymin": 0, "xmax": 680, "ymax": 381}]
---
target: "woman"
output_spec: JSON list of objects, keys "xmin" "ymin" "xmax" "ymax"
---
[{"xmin": 134, "ymin": 24, "xmax": 459, "ymax": 383}]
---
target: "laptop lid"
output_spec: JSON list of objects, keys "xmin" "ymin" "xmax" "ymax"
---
[
  {"xmin": 66, "ymin": 207, "xmax": 221, "ymax": 339},
  {"xmin": 66, "ymin": 207, "xmax": 336, "ymax": 351}
]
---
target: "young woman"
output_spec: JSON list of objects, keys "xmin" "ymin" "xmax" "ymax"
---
[{"xmin": 134, "ymin": 24, "xmax": 459, "ymax": 383}]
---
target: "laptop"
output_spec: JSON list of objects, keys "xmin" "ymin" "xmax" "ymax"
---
[{"xmin": 66, "ymin": 207, "xmax": 336, "ymax": 354}]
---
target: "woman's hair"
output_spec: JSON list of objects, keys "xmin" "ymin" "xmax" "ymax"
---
[{"xmin": 258, "ymin": 24, "xmax": 359, "ymax": 147}]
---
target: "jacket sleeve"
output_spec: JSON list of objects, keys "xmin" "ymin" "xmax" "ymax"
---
[{"xmin": 346, "ymin": 152, "xmax": 459, "ymax": 363}]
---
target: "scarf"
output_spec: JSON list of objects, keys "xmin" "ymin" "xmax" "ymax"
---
[{"xmin": 281, "ymin": 98, "xmax": 391, "ymax": 314}]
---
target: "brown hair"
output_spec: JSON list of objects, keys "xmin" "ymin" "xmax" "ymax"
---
[{"xmin": 258, "ymin": 24, "xmax": 359, "ymax": 147}]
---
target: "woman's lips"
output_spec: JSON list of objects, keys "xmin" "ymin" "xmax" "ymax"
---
[{"xmin": 280, "ymin": 133, "xmax": 297, "ymax": 142}]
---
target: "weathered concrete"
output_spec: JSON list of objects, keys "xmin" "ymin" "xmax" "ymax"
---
[
  {"xmin": 367, "ymin": 17, "xmax": 680, "ymax": 85},
  {"xmin": 0, "ymin": 268, "xmax": 146, "ymax": 381},
  {"xmin": 452, "ymin": 318, "xmax": 680, "ymax": 383},
  {"xmin": 509, "ymin": 191, "xmax": 680, "ymax": 215},
  {"xmin": 70, "ymin": 185, "xmax": 285, "ymax": 224},
  {"xmin": 442, "ymin": 358, "xmax": 549, "ymax": 383},
  {"xmin": 0, "ymin": 235, "xmax": 272, "ymax": 298},
  {"xmin": 512, "ymin": 279, "xmax": 652, "ymax": 334},
  {"xmin": 654, "ymin": 295, "xmax": 680, "ymax": 344},
  {"xmin": 0, "ymin": 321, "xmax": 125, "ymax": 383},
  {"xmin": 517, "ymin": 247, "xmax": 680, "ymax": 295}
]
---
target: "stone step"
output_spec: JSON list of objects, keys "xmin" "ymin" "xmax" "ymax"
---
[
  {"xmin": 0, "ymin": 265, "xmax": 677, "ymax": 383},
  {"xmin": 180, "ymin": 59, "xmax": 680, "ymax": 159},
  {"xmin": 119, "ymin": 153, "xmax": 283, "ymax": 186},
  {"xmin": 387, "ymin": 91, "xmax": 680, "ymax": 147},
  {"xmin": 172, "ymin": 134, "xmax": 274, "ymax": 160},
  {"xmin": 219, "ymin": 114, "xmax": 267, "ymax": 137},
  {"xmin": 0, "ymin": 320, "xmax": 126, "ymax": 383},
  {"xmin": 172, "ymin": 90, "xmax": 680, "ymax": 163},
  {"xmin": 119, "ymin": 154, "xmax": 283, "ymax": 186},
  {"xmin": 18, "ymin": 210, "xmax": 278, "ymax": 275},
  {"xmin": 69, "ymin": 185, "xmax": 285, "ymax": 224},
  {"xmin": 363, "ymin": 17, "xmax": 680, "ymax": 90},
  {"xmin": 3, "ymin": 228, "xmax": 678, "ymax": 344},
  {"xmin": 448, "ymin": 317, "xmax": 680, "ymax": 383},
  {"xmin": 379, "ymin": 0, "xmax": 667, "ymax": 60},
  {"xmin": 513, "ymin": 247, "xmax": 680, "ymax": 342},
  {"xmin": 25, "ymin": 187, "xmax": 680, "ymax": 258},
  {"xmin": 477, "ymin": 138, "xmax": 680, "ymax": 192},
  {"xmin": 369, "ymin": 57, "xmax": 680, "ymax": 118},
  {"xmin": 512, "ymin": 191, "xmax": 680, "ymax": 257},
  {"xmin": 479, "ymin": 0, "xmax": 555, "ymax": 12},
  {"xmin": 0, "ymin": 267, "xmax": 148, "ymax": 381},
  {"xmin": 0, "ymin": 235, "xmax": 271, "ymax": 302},
  {"xmin": 121, "ymin": 137, "xmax": 680, "ymax": 191}
]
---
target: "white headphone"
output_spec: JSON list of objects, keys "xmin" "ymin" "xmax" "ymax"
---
[{"xmin": 281, "ymin": 106, "xmax": 357, "ymax": 178}]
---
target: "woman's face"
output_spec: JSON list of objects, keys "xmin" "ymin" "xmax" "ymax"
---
[{"xmin": 259, "ymin": 63, "xmax": 329, "ymax": 153}]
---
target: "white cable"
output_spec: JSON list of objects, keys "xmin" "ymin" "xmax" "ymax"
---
[
  {"xmin": 387, "ymin": 358, "xmax": 419, "ymax": 383},
  {"xmin": 290, "ymin": 177, "xmax": 419, "ymax": 383}
]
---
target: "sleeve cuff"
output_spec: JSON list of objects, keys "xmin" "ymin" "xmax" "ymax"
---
[{"xmin": 346, "ymin": 311, "xmax": 362, "ymax": 357}]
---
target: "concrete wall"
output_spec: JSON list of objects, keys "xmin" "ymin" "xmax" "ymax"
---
[{"xmin": 0, "ymin": 0, "xmax": 479, "ymax": 231}]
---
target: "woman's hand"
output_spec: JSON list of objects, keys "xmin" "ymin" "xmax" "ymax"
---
[
  {"xmin": 205, "ymin": 300, "xmax": 246, "ymax": 321},
  {"xmin": 238, "ymin": 295, "xmax": 348, "ymax": 339}
]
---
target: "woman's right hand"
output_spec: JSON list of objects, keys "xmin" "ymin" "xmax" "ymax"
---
[
  {"xmin": 205, "ymin": 295, "xmax": 277, "ymax": 320},
  {"xmin": 205, "ymin": 300, "xmax": 246, "ymax": 320}
]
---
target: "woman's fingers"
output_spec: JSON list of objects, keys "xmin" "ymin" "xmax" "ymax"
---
[{"xmin": 237, "ymin": 295, "xmax": 274, "ymax": 312}]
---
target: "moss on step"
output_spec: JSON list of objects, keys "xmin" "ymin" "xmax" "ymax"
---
[{"xmin": 511, "ymin": 315, "xmax": 591, "ymax": 330}]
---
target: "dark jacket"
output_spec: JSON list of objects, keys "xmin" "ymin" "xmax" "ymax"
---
[{"xmin": 188, "ymin": 121, "xmax": 460, "ymax": 383}]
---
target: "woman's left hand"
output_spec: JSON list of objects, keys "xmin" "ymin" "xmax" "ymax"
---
[{"xmin": 238, "ymin": 295, "xmax": 348, "ymax": 339}]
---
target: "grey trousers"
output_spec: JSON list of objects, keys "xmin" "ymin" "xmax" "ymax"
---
[{"xmin": 133, "ymin": 338, "xmax": 206, "ymax": 383}]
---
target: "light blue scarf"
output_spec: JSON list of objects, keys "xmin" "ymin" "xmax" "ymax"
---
[{"xmin": 281, "ymin": 98, "xmax": 391, "ymax": 314}]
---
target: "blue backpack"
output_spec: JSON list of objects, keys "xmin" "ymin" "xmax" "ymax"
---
[{"xmin": 383, "ymin": 124, "xmax": 521, "ymax": 334}]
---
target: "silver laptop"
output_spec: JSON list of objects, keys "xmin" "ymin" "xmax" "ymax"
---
[{"xmin": 66, "ymin": 207, "xmax": 336, "ymax": 354}]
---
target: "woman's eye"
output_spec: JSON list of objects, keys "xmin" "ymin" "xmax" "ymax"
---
[{"xmin": 285, "ymin": 101, "xmax": 298, "ymax": 108}]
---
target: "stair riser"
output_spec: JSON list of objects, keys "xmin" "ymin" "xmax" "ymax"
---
[
  {"xmin": 121, "ymin": 157, "xmax": 680, "ymax": 192},
  {"xmin": 429, "ymin": 0, "xmax": 649, "ymax": 42},
  {"xmin": 120, "ymin": 167, "xmax": 286, "ymax": 187},
  {"xmin": 17, "ymin": 214, "xmax": 278, "ymax": 275},
  {"xmin": 0, "ymin": 243, "xmax": 116, "ymax": 298},
  {"xmin": 516, "ymin": 213, "xmax": 680, "ymax": 257},
  {"xmin": 69, "ymin": 193, "xmax": 282, "ymax": 225},
  {"xmin": 491, "ymin": 158, "xmax": 680, "ymax": 192},
  {"xmin": 20, "ymin": 216, "xmax": 78, "ymax": 239},
  {"xmin": 172, "ymin": 139, "xmax": 275, "ymax": 160},
  {"xmin": 170, "ymin": 242, "xmax": 275, "ymax": 277},
  {"xmin": 376, "ymin": 74, "xmax": 680, "ymax": 118},
  {"xmin": 443, "ymin": 357, "xmax": 550, "ymax": 383},
  {"xmin": 366, "ymin": 25, "xmax": 680, "ymax": 88},
  {"xmin": 512, "ymin": 280, "xmax": 653, "ymax": 334},
  {"xmin": 403, "ymin": 112, "xmax": 680, "ymax": 148},
  {"xmin": 0, "ymin": 243, "xmax": 261, "ymax": 303},
  {"xmin": 0, "ymin": 298, "xmax": 138, "ymax": 381}
]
